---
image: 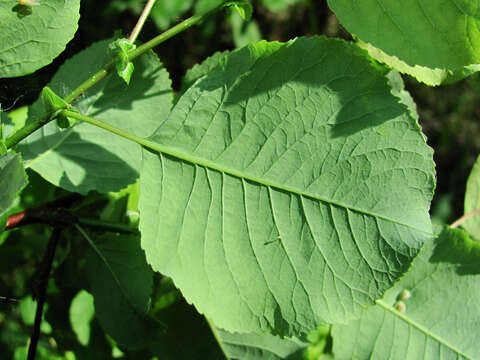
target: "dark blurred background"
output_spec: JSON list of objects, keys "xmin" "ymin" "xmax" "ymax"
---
[{"xmin": 2, "ymin": 0, "xmax": 479, "ymax": 225}]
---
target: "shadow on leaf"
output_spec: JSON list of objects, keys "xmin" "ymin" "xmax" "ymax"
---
[{"xmin": 429, "ymin": 227, "xmax": 480, "ymax": 275}]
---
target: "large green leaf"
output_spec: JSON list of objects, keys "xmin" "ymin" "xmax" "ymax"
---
[
  {"xmin": 0, "ymin": 151, "xmax": 27, "ymax": 230},
  {"xmin": 327, "ymin": 0, "xmax": 480, "ymax": 70},
  {"xmin": 214, "ymin": 328, "xmax": 307, "ymax": 359},
  {"xmin": 139, "ymin": 37, "xmax": 435, "ymax": 336},
  {"xmin": 18, "ymin": 39, "xmax": 173, "ymax": 194},
  {"xmin": 85, "ymin": 233, "xmax": 162, "ymax": 350},
  {"xmin": 332, "ymin": 226, "xmax": 480, "ymax": 359},
  {"xmin": 0, "ymin": 0, "xmax": 80, "ymax": 77},
  {"xmin": 464, "ymin": 155, "xmax": 480, "ymax": 239}
]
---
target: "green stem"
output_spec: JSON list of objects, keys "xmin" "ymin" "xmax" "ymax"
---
[
  {"xmin": 5, "ymin": 2, "xmax": 226, "ymax": 150},
  {"xmin": 64, "ymin": 67, "xmax": 112, "ymax": 104},
  {"xmin": 5, "ymin": 115, "xmax": 52, "ymax": 149}
]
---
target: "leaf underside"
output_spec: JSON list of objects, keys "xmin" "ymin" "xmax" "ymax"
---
[{"xmin": 139, "ymin": 36, "xmax": 435, "ymax": 336}]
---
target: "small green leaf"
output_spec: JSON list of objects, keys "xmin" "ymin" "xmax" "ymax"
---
[
  {"xmin": 69, "ymin": 290, "xmax": 95, "ymax": 346},
  {"xmin": 224, "ymin": 0, "xmax": 253, "ymax": 20},
  {"xmin": 109, "ymin": 38, "xmax": 136, "ymax": 84},
  {"xmin": 118, "ymin": 61, "xmax": 134, "ymax": 85},
  {"xmin": 41, "ymin": 86, "xmax": 69, "ymax": 114},
  {"xmin": 40, "ymin": 86, "xmax": 77, "ymax": 128},
  {"xmin": 332, "ymin": 226, "xmax": 480, "ymax": 359}
]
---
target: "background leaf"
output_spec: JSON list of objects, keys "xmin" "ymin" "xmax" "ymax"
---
[
  {"xmin": 261, "ymin": 0, "xmax": 305, "ymax": 12},
  {"xmin": 139, "ymin": 37, "xmax": 435, "ymax": 336},
  {"xmin": 332, "ymin": 226, "xmax": 480, "ymax": 359},
  {"xmin": 84, "ymin": 233, "xmax": 162, "ymax": 350},
  {"xmin": 69, "ymin": 290, "xmax": 95, "ymax": 346},
  {"xmin": 18, "ymin": 39, "xmax": 173, "ymax": 194},
  {"xmin": 463, "ymin": 155, "xmax": 480, "ymax": 239},
  {"xmin": 0, "ymin": 0, "xmax": 80, "ymax": 77},
  {"xmin": 327, "ymin": 0, "xmax": 480, "ymax": 69},
  {"xmin": 150, "ymin": 0, "xmax": 195, "ymax": 30},
  {"xmin": 19, "ymin": 296, "xmax": 52, "ymax": 334},
  {"xmin": 230, "ymin": 10, "xmax": 262, "ymax": 48}
]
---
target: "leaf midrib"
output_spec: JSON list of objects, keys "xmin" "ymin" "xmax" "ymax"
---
[
  {"xmin": 376, "ymin": 300, "xmax": 471, "ymax": 358},
  {"xmin": 62, "ymin": 109, "xmax": 432, "ymax": 236},
  {"xmin": 141, "ymin": 137, "xmax": 431, "ymax": 235}
]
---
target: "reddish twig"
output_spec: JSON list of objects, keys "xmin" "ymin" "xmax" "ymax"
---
[{"xmin": 5, "ymin": 211, "xmax": 26, "ymax": 229}]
